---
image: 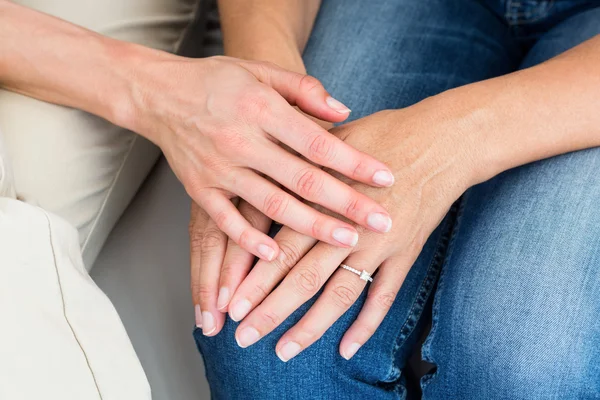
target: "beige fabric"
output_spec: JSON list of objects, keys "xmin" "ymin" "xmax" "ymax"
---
[
  {"xmin": 0, "ymin": 0, "xmax": 199, "ymax": 398},
  {"xmin": 0, "ymin": 0, "xmax": 199, "ymax": 269},
  {"xmin": 0, "ymin": 197, "xmax": 150, "ymax": 399}
]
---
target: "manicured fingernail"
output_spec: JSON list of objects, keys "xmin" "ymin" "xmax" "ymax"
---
[
  {"xmin": 277, "ymin": 341, "xmax": 302, "ymax": 362},
  {"xmin": 326, "ymin": 96, "xmax": 351, "ymax": 114},
  {"xmin": 332, "ymin": 227, "xmax": 359, "ymax": 247},
  {"xmin": 372, "ymin": 170, "xmax": 395, "ymax": 187},
  {"xmin": 217, "ymin": 287, "xmax": 230, "ymax": 310},
  {"xmin": 230, "ymin": 298, "xmax": 252, "ymax": 322},
  {"xmin": 367, "ymin": 212, "xmax": 392, "ymax": 233},
  {"xmin": 236, "ymin": 326, "xmax": 261, "ymax": 348},
  {"xmin": 202, "ymin": 311, "xmax": 216, "ymax": 335},
  {"xmin": 342, "ymin": 342, "xmax": 361, "ymax": 360},
  {"xmin": 258, "ymin": 244, "xmax": 276, "ymax": 261},
  {"xmin": 195, "ymin": 304, "xmax": 202, "ymax": 328}
]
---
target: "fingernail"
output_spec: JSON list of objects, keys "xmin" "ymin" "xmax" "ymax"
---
[
  {"xmin": 202, "ymin": 311, "xmax": 216, "ymax": 335},
  {"xmin": 367, "ymin": 212, "xmax": 392, "ymax": 233},
  {"xmin": 230, "ymin": 298, "xmax": 252, "ymax": 322},
  {"xmin": 342, "ymin": 342, "xmax": 361, "ymax": 360},
  {"xmin": 236, "ymin": 326, "xmax": 261, "ymax": 348},
  {"xmin": 277, "ymin": 341, "xmax": 302, "ymax": 362},
  {"xmin": 217, "ymin": 287, "xmax": 230, "ymax": 310},
  {"xmin": 195, "ymin": 304, "xmax": 203, "ymax": 328},
  {"xmin": 257, "ymin": 244, "xmax": 276, "ymax": 261},
  {"xmin": 332, "ymin": 227, "xmax": 359, "ymax": 247},
  {"xmin": 326, "ymin": 96, "xmax": 351, "ymax": 114},
  {"xmin": 372, "ymin": 170, "xmax": 395, "ymax": 187}
]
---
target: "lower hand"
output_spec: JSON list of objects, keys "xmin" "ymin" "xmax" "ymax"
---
[{"xmin": 226, "ymin": 93, "xmax": 487, "ymax": 360}]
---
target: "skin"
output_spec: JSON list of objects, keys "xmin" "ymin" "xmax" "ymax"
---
[
  {"xmin": 0, "ymin": 0, "xmax": 395, "ymax": 265},
  {"xmin": 190, "ymin": 0, "xmax": 338, "ymax": 334},
  {"xmin": 196, "ymin": 31, "xmax": 600, "ymax": 361}
]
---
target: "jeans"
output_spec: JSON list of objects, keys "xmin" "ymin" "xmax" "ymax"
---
[{"xmin": 195, "ymin": 1, "xmax": 600, "ymax": 398}]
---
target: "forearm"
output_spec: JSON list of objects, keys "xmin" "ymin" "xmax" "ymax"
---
[
  {"xmin": 0, "ymin": 1, "xmax": 158, "ymax": 127},
  {"xmin": 218, "ymin": 0, "xmax": 321, "ymax": 72},
  {"xmin": 444, "ymin": 35, "xmax": 600, "ymax": 184}
]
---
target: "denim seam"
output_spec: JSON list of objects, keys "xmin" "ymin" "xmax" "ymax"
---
[
  {"xmin": 381, "ymin": 199, "xmax": 463, "ymax": 390},
  {"xmin": 420, "ymin": 191, "xmax": 469, "ymax": 391},
  {"xmin": 44, "ymin": 209, "xmax": 103, "ymax": 400}
]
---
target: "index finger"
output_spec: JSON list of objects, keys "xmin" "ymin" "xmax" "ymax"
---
[
  {"xmin": 233, "ymin": 241, "xmax": 350, "ymax": 348},
  {"xmin": 263, "ymin": 97, "xmax": 395, "ymax": 188}
]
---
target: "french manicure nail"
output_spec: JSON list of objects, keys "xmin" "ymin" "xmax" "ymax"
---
[
  {"xmin": 236, "ymin": 326, "xmax": 261, "ymax": 348},
  {"xmin": 195, "ymin": 304, "xmax": 203, "ymax": 328},
  {"xmin": 230, "ymin": 298, "xmax": 252, "ymax": 322},
  {"xmin": 202, "ymin": 311, "xmax": 216, "ymax": 335},
  {"xmin": 217, "ymin": 287, "xmax": 230, "ymax": 310},
  {"xmin": 277, "ymin": 341, "xmax": 302, "ymax": 362},
  {"xmin": 332, "ymin": 227, "xmax": 359, "ymax": 247},
  {"xmin": 326, "ymin": 96, "xmax": 351, "ymax": 114},
  {"xmin": 342, "ymin": 342, "xmax": 361, "ymax": 360},
  {"xmin": 367, "ymin": 212, "xmax": 392, "ymax": 233},
  {"xmin": 372, "ymin": 170, "xmax": 395, "ymax": 187},
  {"xmin": 258, "ymin": 244, "xmax": 276, "ymax": 261}
]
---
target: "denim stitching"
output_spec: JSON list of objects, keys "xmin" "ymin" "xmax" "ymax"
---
[
  {"xmin": 44, "ymin": 209, "xmax": 103, "ymax": 399},
  {"xmin": 379, "ymin": 198, "xmax": 463, "ymax": 391},
  {"xmin": 420, "ymin": 191, "xmax": 470, "ymax": 391}
]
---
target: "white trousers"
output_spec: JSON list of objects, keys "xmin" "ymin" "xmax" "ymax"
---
[{"xmin": 0, "ymin": 0, "xmax": 199, "ymax": 398}]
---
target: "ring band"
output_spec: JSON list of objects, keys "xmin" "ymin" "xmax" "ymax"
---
[{"xmin": 339, "ymin": 264, "xmax": 373, "ymax": 282}]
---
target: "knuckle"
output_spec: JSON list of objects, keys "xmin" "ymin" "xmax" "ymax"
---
[
  {"xmin": 251, "ymin": 282, "xmax": 270, "ymax": 299},
  {"xmin": 263, "ymin": 192, "xmax": 288, "ymax": 218},
  {"xmin": 201, "ymin": 228, "xmax": 224, "ymax": 253},
  {"xmin": 190, "ymin": 283, "xmax": 213, "ymax": 302},
  {"xmin": 294, "ymin": 168, "xmax": 323, "ymax": 198},
  {"xmin": 298, "ymin": 74, "xmax": 322, "ymax": 94},
  {"xmin": 355, "ymin": 322, "xmax": 377, "ymax": 339},
  {"xmin": 259, "ymin": 310, "xmax": 281, "ymax": 327},
  {"xmin": 307, "ymin": 134, "xmax": 335, "ymax": 163},
  {"xmin": 213, "ymin": 210, "xmax": 231, "ymax": 232},
  {"xmin": 343, "ymin": 196, "xmax": 361, "ymax": 220},
  {"xmin": 368, "ymin": 289, "xmax": 397, "ymax": 310},
  {"xmin": 277, "ymin": 240, "xmax": 302, "ymax": 268},
  {"xmin": 329, "ymin": 283, "xmax": 360, "ymax": 309},
  {"xmin": 235, "ymin": 89, "xmax": 272, "ymax": 122},
  {"xmin": 352, "ymin": 159, "xmax": 368, "ymax": 179},
  {"xmin": 189, "ymin": 229, "xmax": 204, "ymax": 252},
  {"xmin": 237, "ymin": 228, "xmax": 253, "ymax": 249},
  {"xmin": 241, "ymin": 206, "xmax": 264, "ymax": 228},
  {"xmin": 292, "ymin": 264, "xmax": 321, "ymax": 295},
  {"xmin": 310, "ymin": 217, "xmax": 326, "ymax": 240}
]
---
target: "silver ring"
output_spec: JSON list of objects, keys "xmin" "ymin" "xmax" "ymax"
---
[{"xmin": 339, "ymin": 264, "xmax": 373, "ymax": 282}]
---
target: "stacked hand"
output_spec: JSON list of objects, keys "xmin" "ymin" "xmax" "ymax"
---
[{"xmin": 192, "ymin": 91, "xmax": 486, "ymax": 357}]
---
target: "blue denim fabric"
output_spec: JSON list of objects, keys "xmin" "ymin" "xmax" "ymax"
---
[{"xmin": 195, "ymin": 1, "xmax": 600, "ymax": 398}]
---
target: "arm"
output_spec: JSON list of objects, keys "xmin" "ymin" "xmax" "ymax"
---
[
  {"xmin": 0, "ymin": 0, "xmax": 396, "ymax": 248},
  {"xmin": 226, "ymin": 35, "xmax": 600, "ymax": 360},
  {"xmin": 218, "ymin": 0, "xmax": 321, "ymax": 72}
]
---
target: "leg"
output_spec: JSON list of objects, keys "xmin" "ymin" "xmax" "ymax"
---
[
  {"xmin": 422, "ymin": 7, "xmax": 600, "ymax": 399},
  {"xmin": 0, "ymin": 1, "xmax": 198, "ymax": 397},
  {"xmin": 195, "ymin": 0, "xmax": 519, "ymax": 398},
  {"xmin": 0, "ymin": 0, "xmax": 199, "ymax": 269}
]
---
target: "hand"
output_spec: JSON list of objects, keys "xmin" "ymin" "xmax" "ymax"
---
[
  {"xmin": 189, "ymin": 116, "xmax": 337, "ymax": 336},
  {"xmin": 126, "ymin": 55, "xmax": 395, "ymax": 262},
  {"xmin": 190, "ymin": 198, "xmax": 271, "ymax": 335},
  {"xmin": 226, "ymin": 96, "xmax": 483, "ymax": 360}
]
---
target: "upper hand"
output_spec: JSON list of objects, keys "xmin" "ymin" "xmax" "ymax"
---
[
  {"xmin": 126, "ymin": 55, "xmax": 395, "ymax": 262},
  {"xmin": 227, "ymin": 98, "xmax": 482, "ymax": 360}
]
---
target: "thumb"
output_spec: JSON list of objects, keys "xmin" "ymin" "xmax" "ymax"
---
[{"xmin": 241, "ymin": 61, "xmax": 351, "ymax": 124}]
